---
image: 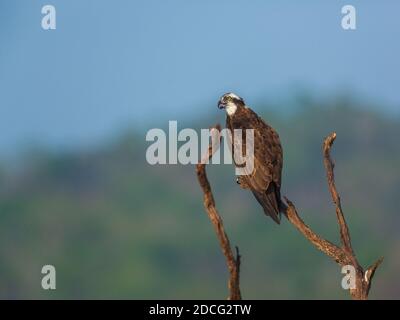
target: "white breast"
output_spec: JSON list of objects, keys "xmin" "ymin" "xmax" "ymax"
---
[{"xmin": 225, "ymin": 103, "xmax": 237, "ymax": 116}]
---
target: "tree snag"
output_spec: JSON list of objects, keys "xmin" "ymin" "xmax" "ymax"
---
[
  {"xmin": 196, "ymin": 126, "xmax": 382, "ymax": 300},
  {"xmin": 196, "ymin": 124, "xmax": 241, "ymax": 300},
  {"xmin": 283, "ymin": 132, "xmax": 383, "ymax": 300}
]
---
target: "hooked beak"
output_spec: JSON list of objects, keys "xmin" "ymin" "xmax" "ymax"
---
[{"xmin": 218, "ymin": 101, "xmax": 226, "ymax": 109}]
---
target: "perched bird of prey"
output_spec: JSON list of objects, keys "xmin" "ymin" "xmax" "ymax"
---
[{"xmin": 218, "ymin": 93, "xmax": 283, "ymax": 224}]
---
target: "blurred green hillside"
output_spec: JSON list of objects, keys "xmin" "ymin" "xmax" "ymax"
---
[{"xmin": 0, "ymin": 99, "xmax": 399, "ymax": 299}]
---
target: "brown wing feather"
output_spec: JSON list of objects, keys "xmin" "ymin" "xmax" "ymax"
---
[{"xmin": 227, "ymin": 107, "xmax": 283, "ymax": 223}]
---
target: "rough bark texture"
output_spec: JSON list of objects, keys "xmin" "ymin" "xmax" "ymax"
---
[
  {"xmin": 283, "ymin": 132, "xmax": 383, "ymax": 300},
  {"xmin": 196, "ymin": 126, "xmax": 382, "ymax": 300},
  {"xmin": 196, "ymin": 124, "xmax": 242, "ymax": 300}
]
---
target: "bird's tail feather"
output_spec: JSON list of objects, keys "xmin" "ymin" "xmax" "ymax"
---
[{"xmin": 253, "ymin": 183, "xmax": 281, "ymax": 224}]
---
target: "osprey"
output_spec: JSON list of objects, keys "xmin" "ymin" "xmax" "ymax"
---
[{"xmin": 218, "ymin": 92, "xmax": 283, "ymax": 224}]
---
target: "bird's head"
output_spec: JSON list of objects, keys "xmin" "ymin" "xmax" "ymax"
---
[{"xmin": 217, "ymin": 92, "xmax": 245, "ymax": 116}]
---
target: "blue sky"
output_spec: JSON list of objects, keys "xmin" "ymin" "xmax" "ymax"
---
[{"xmin": 1, "ymin": 0, "xmax": 399, "ymax": 154}]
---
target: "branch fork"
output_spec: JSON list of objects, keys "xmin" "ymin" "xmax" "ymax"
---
[{"xmin": 196, "ymin": 125, "xmax": 382, "ymax": 300}]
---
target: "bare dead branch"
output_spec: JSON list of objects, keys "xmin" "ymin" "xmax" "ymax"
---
[
  {"xmin": 196, "ymin": 124, "xmax": 382, "ymax": 300},
  {"xmin": 282, "ymin": 198, "xmax": 352, "ymax": 266},
  {"xmin": 323, "ymin": 132, "xmax": 353, "ymax": 255},
  {"xmin": 364, "ymin": 257, "xmax": 384, "ymax": 296},
  {"xmin": 283, "ymin": 132, "xmax": 383, "ymax": 299},
  {"xmin": 196, "ymin": 124, "xmax": 242, "ymax": 300}
]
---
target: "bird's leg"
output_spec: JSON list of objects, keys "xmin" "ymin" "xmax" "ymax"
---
[{"xmin": 236, "ymin": 176, "xmax": 250, "ymax": 189}]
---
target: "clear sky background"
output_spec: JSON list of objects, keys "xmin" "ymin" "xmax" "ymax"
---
[{"xmin": 1, "ymin": 0, "xmax": 399, "ymax": 154}]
